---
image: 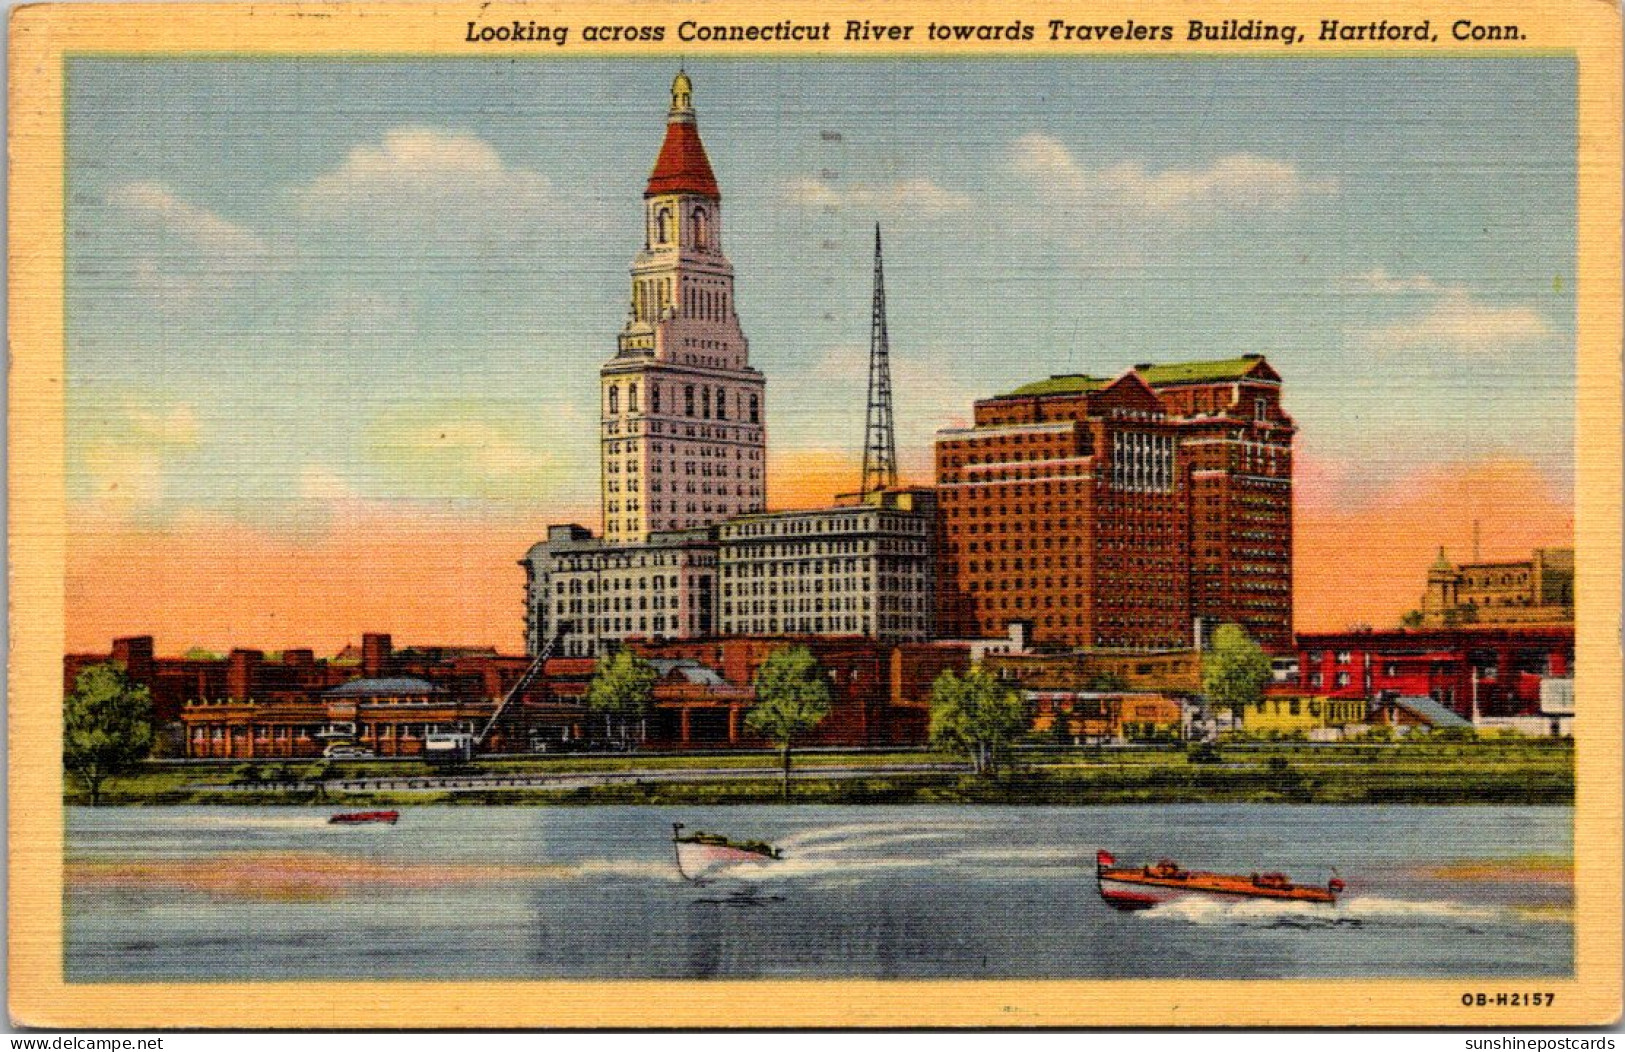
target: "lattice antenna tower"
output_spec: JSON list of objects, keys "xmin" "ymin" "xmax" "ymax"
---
[{"xmin": 861, "ymin": 223, "xmax": 899, "ymax": 497}]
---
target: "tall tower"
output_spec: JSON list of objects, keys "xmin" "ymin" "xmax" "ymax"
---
[
  {"xmin": 600, "ymin": 72, "xmax": 767, "ymax": 545},
  {"xmin": 860, "ymin": 224, "xmax": 898, "ymax": 497}
]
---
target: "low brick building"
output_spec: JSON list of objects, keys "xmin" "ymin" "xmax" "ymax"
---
[
  {"xmin": 1290, "ymin": 625, "xmax": 1573, "ymax": 721},
  {"xmin": 628, "ymin": 635, "xmax": 972, "ymax": 748}
]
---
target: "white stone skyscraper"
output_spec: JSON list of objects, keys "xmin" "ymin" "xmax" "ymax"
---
[{"xmin": 600, "ymin": 72, "xmax": 767, "ymax": 545}]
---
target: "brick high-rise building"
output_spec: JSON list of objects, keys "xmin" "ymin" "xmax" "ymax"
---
[
  {"xmin": 935, "ymin": 355, "xmax": 1293, "ymax": 652},
  {"xmin": 1138, "ymin": 356, "xmax": 1294, "ymax": 650},
  {"xmin": 600, "ymin": 72, "xmax": 767, "ymax": 545}
]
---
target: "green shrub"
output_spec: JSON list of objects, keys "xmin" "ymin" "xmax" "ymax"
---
[{"xmin": 1186, "ymin": 742, "xmax": 1224, "ymax": 765}]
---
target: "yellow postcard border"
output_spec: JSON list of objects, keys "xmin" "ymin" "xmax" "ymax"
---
[{"xmin": 9, "ymin": 0, "xmax": 1622, "ymax": 1028}]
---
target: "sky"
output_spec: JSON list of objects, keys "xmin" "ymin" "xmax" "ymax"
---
[{"xmin": 64, "ymin": 57, "xmax": 1577, "ymax": 653}]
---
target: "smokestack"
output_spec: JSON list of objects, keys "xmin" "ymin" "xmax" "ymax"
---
[
  {"xmin": 362, "ymin": 634, "xmax": 392, "ymax": 677},
  {"xmin": 226, "ymin": 649, "xmax": 263, "ymax": 701},
  {"xmin": 111, "ymin": 635, "xmax": 155, "ymax": 684}
]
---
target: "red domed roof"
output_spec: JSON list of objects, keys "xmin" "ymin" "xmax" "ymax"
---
[{"xmin": 645, "ymin": 120, "xmax": 720, "ymax": 199}]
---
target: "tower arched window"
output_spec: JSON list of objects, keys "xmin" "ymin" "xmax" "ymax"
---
[
  {"xmin": 749, "ymin": 394, "xmax": 760, "ymax": 424},
  {"xmin": 628, "ymin": 383, "xmax": 638, "ymax": 412},
  {"xmin": 608, "ymin": 386, "xmax": 619, "ymax": 414},
  {"xmin": 716, "ymin": 387, "xmax": 727, "ymax": 420},
  {"xmin": 691, "ymin": 207, "xmax": 709, "ymax": 249},
  {"xmin": 685, "ymin": 385, "xmax": 695, "ymax": 417},
  {"xmin": 656, "ymin": 208, "xmax": 672, "ymax": 245},
  {"xmin": 651, "ymin": 384, "xmax": 661, "ymax": 413},
  {"xmin": 701, "ymin": 386, "xmax": 712, "ymax": 419}
]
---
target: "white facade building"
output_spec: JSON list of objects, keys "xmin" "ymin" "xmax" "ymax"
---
[
  {"xmin": 522, "ymin": 524, "xmax": 717, "ymax": 658},
  {"xmin": 717, "ymin": 491, "xmax": 936, "ymax": 642}
]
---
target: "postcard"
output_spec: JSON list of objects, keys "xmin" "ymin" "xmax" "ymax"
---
[{"xmin": 9, "ymin": 0, "xmax": 1621, "ymax": 1029}]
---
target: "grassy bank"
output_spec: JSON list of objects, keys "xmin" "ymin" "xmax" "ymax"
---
[{"xmin": 66, "ymin": 738, "xmax": 1574, "ymax": 807}]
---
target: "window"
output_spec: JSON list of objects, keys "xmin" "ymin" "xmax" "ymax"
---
[
  {"xmin": 628, "ymin": 383, "xmax": 638, "ymax": 412},
  {"xmin": 685, "ymin": 386, "xmax": 695, "ymax": 416},
  {"xmin": 607, "ymin": 386, "xmax": 619, "ymax": 414},
  {"xmin": 749, "ymin": 394, "xmax": 760, "ymax": 424},
  {"xmin": 1255, "ymin": 397, "xmax": 1268, "ymax": 421},
  {"xmin": 1335, "ymin": 672, "xmax": 1351, "ymax": 688},
  {"xmin": 716, "ymin": 388, "xmax": 727, "ymax": 419},
  {"xmin": 656, "ymin": 208, "xmax": 672, "ymax": 244},
  {"xmin": 651, "ymin": 385, "xmax": 661, "ymax": 413}
]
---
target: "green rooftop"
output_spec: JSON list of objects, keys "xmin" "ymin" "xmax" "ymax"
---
[
  {"xmin": 999, "ymin": 356, "xmax": 1267, "ymax": 398},
  {"xmin": 1135, "ymin": 356, "xmax": 1267, "ymax": 386},
  {"xmin": 1001, "ymin": 374, "xmax": 1108, "ymax": 397}
]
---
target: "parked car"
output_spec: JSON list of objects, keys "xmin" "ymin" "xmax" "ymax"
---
[{"xmin": 322, "ymin": 744, "xmax": 376, "ymax": 759}]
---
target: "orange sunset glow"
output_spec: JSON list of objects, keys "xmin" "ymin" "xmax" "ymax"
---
[{"xmin": 65, "ymin": 454, "xmax": 1572, "ymax": 657}]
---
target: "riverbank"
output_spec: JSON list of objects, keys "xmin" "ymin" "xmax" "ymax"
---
[{"xmin": 67, "ymin": 738, "xmax": 1574, "ymax": 806}]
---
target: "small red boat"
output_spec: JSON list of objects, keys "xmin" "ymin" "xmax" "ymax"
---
[
  {"xmin": 328, "ymin": 810, "xmax": 400, "ymax": 825},
  {"xmin": 1096, "ymin": 850, "xmax": 1343, "ymax": 911}
]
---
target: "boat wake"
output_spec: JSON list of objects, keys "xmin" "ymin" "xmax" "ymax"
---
[{"xmin": 1139, "ymin": 894, "xmax": 1509, "ymax": 931}]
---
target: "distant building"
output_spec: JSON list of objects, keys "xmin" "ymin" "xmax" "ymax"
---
[
  {"xmin": 1030, "ymin": 690, "xmax": 1185, "ymax": 743},
  {"xmin": 627, "ymin": 635, "xmax": 970, "ymax": 748},
  {"xmin": 1240, "ymin": 695, "xmax": 1367, "ymax": 739},
  {"xmin": 980, "ymin": 647, "xmax": 1203, "ymax": 697},
  {"xmin": 61, "ymin": 632, "xmax": 583, "ymax": 759},
  {"xmin": 1419, "ymin": 546, "xmax": 1573, "ymax": 627}
]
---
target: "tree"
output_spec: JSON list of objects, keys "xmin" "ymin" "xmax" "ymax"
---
[
  {"xmin": 746, "ymin": 646, "xmax": 832, "ymax": 801},
  {"xmin": 929, "ymin": 664, "xmax": 1026, "ymax": 777},
  {"xmin": 63, "ymin": 663, "xmax": 154, "ymax": 806},
  {"xmin": 1399, "ymin": 609, "xmax": 1425, "ymax": 629},
  {"xmin": 1202, "ymin": 623, "xmax": 1273, "ymax": 727},
  {"xmin": 585, "ymin": 650, "xmax": 658, "ymax": 748},
  {"xmin": 1086, "ymin": 670, "xmax": 1128, "ymax": 692}
]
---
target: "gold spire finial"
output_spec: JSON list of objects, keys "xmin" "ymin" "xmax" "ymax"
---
[{"xmin": 670, "ymin": 70, "xmax": 694, "ymax": 119}]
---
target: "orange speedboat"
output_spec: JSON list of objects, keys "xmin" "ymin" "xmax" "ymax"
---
[{"xmin": 1095, "ymin": 850, "xmax": 1344, "ymax": 911}]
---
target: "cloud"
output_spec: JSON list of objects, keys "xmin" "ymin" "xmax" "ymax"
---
[
  {"xmin": 1008, "ymin": 135, "xmax": 1088, "ymax": 192},
  {"xmin": 363, "ymin": 401, "xmax": 592, "ymax": 503},
  {"xmin": 75, "ymin": 401, "xmax": 202, "ymax": 516},
  {"xmin": 108, "ymin": 182, "xmax": 265, "ymax": 255},
  {"xmin": 1350, "ymin": 267, "xmax": 1440, "ymax": 294},
  {"xmin": 784, "ymin": 177, "xmax": 970, "ymax": 217},
  {"xmin": 107, "ymin": 182, "xmax": 271, "ymax": 307},
  {"xmin": 1355, "ymin": 286, "xmax": 1553, "ymax": 355},
  {"xmin": 1008, "ymin": 135, "xmax": 1335, "ymax": 218},
  {"xmin": 297, "ymin": 466, "xmax": 360, "ymax": 503},
  {"xmin": 297, "ymin": 127, "xmax": 554, "ymax": 241}
]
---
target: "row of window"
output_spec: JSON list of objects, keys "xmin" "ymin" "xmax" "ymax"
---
[{"xmin": 606, "ymin": 381, "xmax": 760, "ymax": 423}]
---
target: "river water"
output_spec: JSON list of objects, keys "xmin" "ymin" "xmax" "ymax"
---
[{"xmin": 65, "ymin": 804, "xmax": 1572, "ymax": 981}]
